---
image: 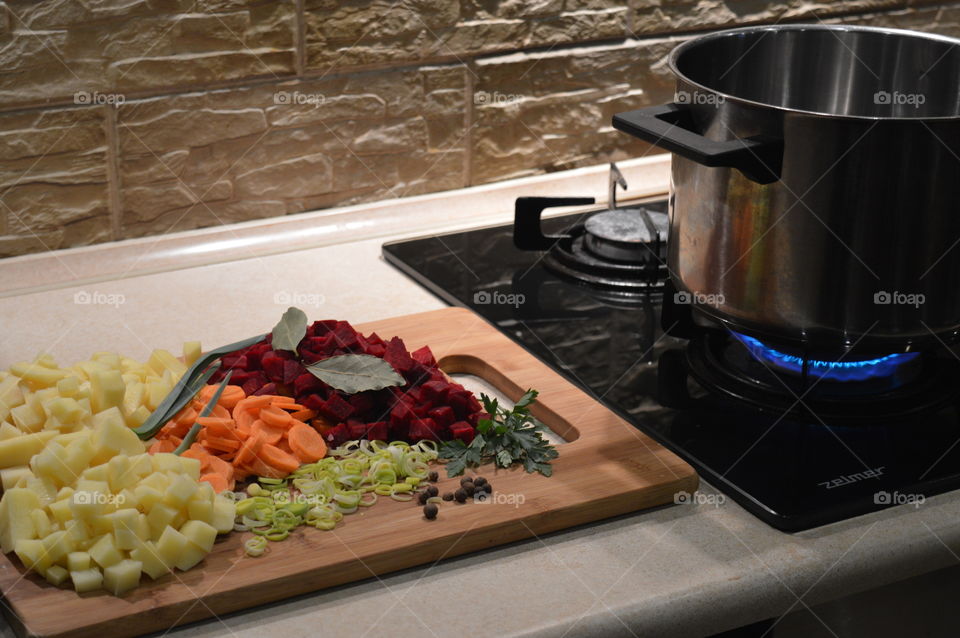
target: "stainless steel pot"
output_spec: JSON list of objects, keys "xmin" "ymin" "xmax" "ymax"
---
[{"xmin": 614, "ymin": 25, "xmax": 960, "ymax": 353}]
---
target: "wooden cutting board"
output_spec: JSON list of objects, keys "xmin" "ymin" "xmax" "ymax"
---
[{"xmin": 0, "ymin": 307, "xmax": 697, "ymax": 638}]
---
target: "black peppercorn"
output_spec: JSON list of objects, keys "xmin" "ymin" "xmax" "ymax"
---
[
  {"xmin": 428, "ymin": 471, "xmax": 439, "ymax": 482},
  {"xmin": 482, "ymin": 483, "xmax": 492, "ymax": 493},
  {"xmin": 426, "ymin": 485, "xmax": 439, "ymax": 497},
  {"xmin": 417, "ymin": 492, "xmax": 428, "ymax": 505},
  {"xmin": 462, "ymin": 482, "xmax": 476, "ymax": 496},
  {"xmin": 423, "ymin": 503, "xmax": 438, "ymax": 520},
  {"xmin": 454, "ymin": 488, "xmax": 468, "ymax": 503},
  {"xmin": 442, "ymin": 492, "xmax": 454, "ymax": 501},
  {"xmin": 474, "ymin": 477, "xmax": 487, "ymax": 488},
  {"xmin": 460, "ymin": 477, "xmax": 473, "ymax": 486}
]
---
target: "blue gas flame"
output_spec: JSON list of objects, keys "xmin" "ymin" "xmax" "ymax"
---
[{"xmin": 733, "ymin": 332, "xmax": 920, "ymax": 382}]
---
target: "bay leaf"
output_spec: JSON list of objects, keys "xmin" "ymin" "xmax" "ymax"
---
[
  {"xmin": 306, "ymin": 354, "xmax": 405, "ymax": 394},
  {"xmin": 271, "ymin": 307, "xmax": 308, "ymax": 352}
]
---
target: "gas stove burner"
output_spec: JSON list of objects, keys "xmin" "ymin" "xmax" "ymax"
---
[
  {"xmin": 513, "ymin": 197, "xmax": 670, "ymax": 295},
  {"xmin": 583, "ymin": 208, "xmax": 669, "ymax": 263},
  {"xmin": 733, "ymin": 332, "xmax": 922, "ymax": 383},
  {"xmin": 681, "ymin": 330, "xmax": 960, "ymax": 422}
]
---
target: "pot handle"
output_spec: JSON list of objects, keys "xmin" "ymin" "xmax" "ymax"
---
[{"xmin": 613, "ymin": 103, "xmax": 783, "ymax": 184}]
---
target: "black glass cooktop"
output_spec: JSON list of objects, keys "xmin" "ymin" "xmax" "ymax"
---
[{"xmin": 382, "ymin": 202, "xmax": 960, "ymax": 532}]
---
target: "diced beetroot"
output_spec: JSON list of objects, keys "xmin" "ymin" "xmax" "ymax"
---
[
  {"xmin": 282, "ymin": 360, "xmax": 303, "ymax": 385},
  {"xmin": 384, "ymin": 337, "xmax": 415, "ymax": 373},
  {"xmin": 227, "ymin": 370, "xmax": 255, "ymax": 386},
  {"xmin": 220, "ymin": 354, "xmax": 248, "ymax": 370},
  {"xmin": 428, "ymin": 405, "xmax": 455, "ymax": 427},
  {"xmin": 294, "ymin": 373, "xmax": 324, "ymax": 397},
  {"xmin": 420, "ymin": 380, "xmax": 449, "ymax": 404},
  {"xmin": 366, "ymin": 344, "xmax": 386, "ymax": 357},
  {"xmin": 388, "ymin": 419, "xmax": 409, "ymax": 441},
  {"xmin": 449, "ymin": 421, "xmax": 476, "ymax": 444},
  {"xmin": 402, "ymin": 362, "xmax": 431, "ymax": 386},
  {"xmin": 319, "ymin": 393, "xmax": 355, "ymax": 422},
  {"xmin": 390, "ymin": 401, "xmax": 416, "ymax": 426},
  {"xmin": 301, "ymin": 393, "xmax": 326, "ymax": 411},
  {"xmin": 261, "ymin": 353, "xmax": 285, "ymax": 383},
  {"xmin": 366, "ymin": 332, "xmax": 385, "ymax": 346},
  {"xmin": 313, "ymin": 320, "xmax": 339, "ymax": 335},
  {"xmin": 253, "ymin": 382, "xmax": 278, "ymax": 396},
  {"xmin": 348, "ymin": 422, "xmax": 369, "ymax": 440},
  {"xmin": 241, "ymin": 371, "xmax": 268, "ymax": 395},
  {"xmin": 408, "ymin": 418, "xmax": 441, "ymax": 441},
  {"xmin": 332, "ymin": 321, "xmax": 359, "ymax": 350},
  {"xmin": 365, "ymin": 421, "xmax": 388, "ymax": 441},
  {"xmin": 324, "ymin": 423, "xmax": 350, "ymax": 446},
  {"xmin": 347, "ymin": 392, "xmax": 375, "ymax": 414},
  {"xmin": 411, "ymin": 345, "xmax": 437, "ymax": 367}
]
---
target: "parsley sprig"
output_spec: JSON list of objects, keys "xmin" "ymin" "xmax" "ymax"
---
[{"xmin": 438, "ymin": 389, "xmax": 558, "ymax": 477}]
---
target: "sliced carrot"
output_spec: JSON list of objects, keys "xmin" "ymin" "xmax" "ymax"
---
[
  {"xmin": 255, "ymin": 444, "xmax": 301, "ymax": 474},
  {"xmin": 206, "ymin": 455, "xmax": 235, "ymax": 483},
  {"xmin": 181, "ymin": 446, "xmax": 213, "ymax": 470},
  {"xmin": 259, "ymin": 406, "xmax": 294, "ymax": 429},
  {"xmin": 236, "ymin": 395, "xmax": 273, "ymax": 412},
  {"xmin": 148, "ymin": 439, "xmax": 175, "ymax": 454},
  {"xmin": 244, "ymin": 457, "xmax": 288, "ymax": 480},
  {"xmin": 235, "ymin": 430, "xmax": 265, "ymax": 467},
  {"xmin": 270, "ymin": 395, "xmax": 298, "ymax": 405},
  {"xmin": 277, "ymin": 439, "xmax": 294, "ymax": 455},
  {"xmin": 288, "ymin": 423, "xmax": 327, "ymax": 463},
  {"xmin": 200, "ymin": 472, "xmax": 229, "ymax": 493},
  {"xmin": 202, "ymin": 436, "xmax": 242, "ymax": 452},
  {"xmin": 251, "ymin": 420, "xmax": 286, "ymax": 445},
  {"xmin": 290, "ymin": 408, "xmax": 316, "ymax": 422},
  {"xmin": 311, "ymin": 419, "xmax": 335, "ymax": 435}
]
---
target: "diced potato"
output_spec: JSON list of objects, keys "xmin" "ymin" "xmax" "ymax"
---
[
  {"xmin": 67, "ymin": 550, "xmax": 91, "ymax": 571},
  {"xmin": 210, "ymin": 497, "xmax": 236, "ymax": 534},
  {"xmin": 146, "ymin": 380, "xmax": 171, "ymax": 411},
  {"xmin": 155, "ymin": 526, "xmax": 188, "ymax": 569},
  {"xmin": 186, "ymin": 498, "xmax": 213, "ymax": 525},
  {"xmin": 140, "ymin": 471, "xmax": 169, "ymax": 492},
  {"xmin": 0, "ymin": 376, "xmax": 24, "ymax": 407},
  {"xmin": 15, "ymin": 539, "xmax": 52, "ymax": 573},
  {"xmin": 127, "ymin": 453, "xmax": 153, "ymax": 478},
  {"xmin": 70, "ymin": 567, "xmax": 103, "ymax": 593},
  {"xmin": 9, "ymin": 403, "xmax": 44, "ymax": 433},
  {"xmin": 163, "ymin": 473, "xmax": 198, "ymax": 509},
  {"xmin": 88, "ymin": 533, "xmax": 122, "ymax": 569},
  {"xmin": 0, "ymin": 466, "xmax": 33, "ymax": 490},
  {"xmin": 55, "ymin": 376, "xmax": 80, "ymax": 398},
  {"xmin": 45, "ymin": 564, "xmax": 69, "ymax": 586},
  {"xmin": 0, "ymin": 421, "xmax": 21, "ymax": 440},
  {"xmin": 179, "ymin": 520, "xmax": 217, "ymax": 553},
  {"xmin": 64, "ymin": 520, "xmax": 90, "ymax": 544},
  {"xmin": 135, "ymin": 513, "xmax": 150, "ymax": 542},
  {"xmin": 30, "ymin": 510, "xmax": 51, "ymax": 538},
  {"xmin": 107, "ymin": 455, "xmax": 137, "ymax": 492},
  {"xmin": 89, "ymin": 370, "xmax": 125, "ymax": 415},
  {"xmin": 126, "ymin": 405, "xmax": 151, "ymax": 428},
  {"xmin": 80, "ymin": 463, "xmax": 108, "ymax": 482},
  {"xmin": 111, "ymin": 508, "xmax": 140, "ymax": 550},
  {"xmin": 148, "ymin": 350, "xmax": 186, "ymax": 378},
  {"xmin": 183, "ymin": 342, "xmax": 201, "ymax": 366},
  {"xmin": 0, "ymin": 488, "xmax": 40, "ymax": 553},
  {"xmin": 0, "ymin": 431, "xmax": 57, "ymax": 469},
  {"xmin": 103, "ymin": 559, "xmax": 142, "ymax": 595},
  {"xmin": 92, "ymin": 352, "xmax": 121, "ymax": 370},
  {"xmin": 134, "ymin": 484, "xmax": 163, "ymax": 511},
  {"xmin": 129, "ymin": 540, "xmax": 169, "ymax": 580},
  {"xmin": 9, "ymin": 362, "xmax": 67, "ymax": 389},
  {"xmin": 92, "ymin": 410, "xmax": 144, "ymax": 457},
  {"xmin": 146, "ymin": 503, "xmax": 178, "ymax": 539},
  {"xmin": 151, "ymin": 453, "xmax": 181, "ymax": 474},
  {"xmin": 48, "ymin": 499, "xmax": 73, "ymax": 526},
  {"xmin": 34, "ymin": 354, "xmax": 58, "ymax": 370},
  {"xmin": 179, "ymin": 456, "xmax": 201, "ymax": 480},
  {"xmin": 48, "ymin": 397, "xmax": 84, "ymax": 424},
  {"xmin": 41, "ymin": 529, "xmax": 73, "ymax": 564}
]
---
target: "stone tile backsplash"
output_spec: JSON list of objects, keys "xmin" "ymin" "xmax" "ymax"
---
[{"xmin": 0, "ymin": 0, "xmax": 957, "ymax": 256}]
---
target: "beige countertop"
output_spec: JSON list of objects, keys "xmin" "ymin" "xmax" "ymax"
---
[{"xmin": 2, "ymin": 156, "xmax": 959, "ymax": 638}]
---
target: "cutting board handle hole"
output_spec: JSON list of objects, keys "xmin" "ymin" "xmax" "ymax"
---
[{"xmin": 438, "ymin": 354, "xmax": 579, "ymax": 442}]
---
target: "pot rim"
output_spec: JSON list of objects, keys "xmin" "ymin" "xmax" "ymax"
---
[{"xmin": 668, "ymin": 24, "xmax": 960, "ymax": 122}]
